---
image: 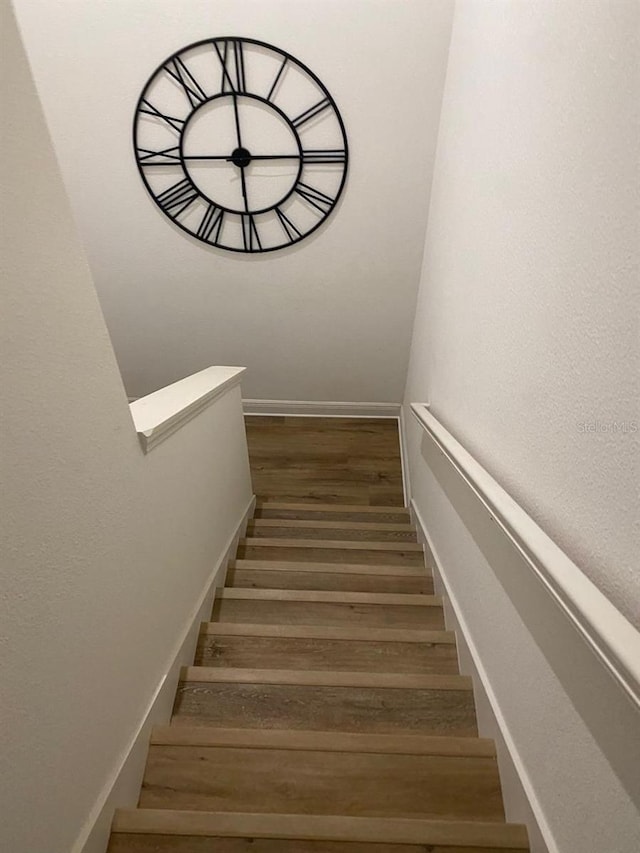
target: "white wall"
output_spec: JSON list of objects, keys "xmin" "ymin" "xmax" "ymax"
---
[
  {"xmin": 403, "ymin": 1, "xmax": 640, "ymax": 851},
  {"xmin": 14, "ymin": 0, "xmax": 454, "ymax": 403},
  {"xmin": 0, "ymin": 3, "xmax": 253, "ymax": 850},
  {"xmin": 405, "ymin": 0, "xmax": 639, "ymax": 626}
]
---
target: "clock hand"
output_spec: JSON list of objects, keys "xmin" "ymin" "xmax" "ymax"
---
[
  {"xmin": 232, "ymin": 93, "xmax": 243, "ymax": 150},
  {"xmin": 181, "ymin": 154, "xmax": 300, "ymax": 161},
  {"xmin": 239, "ymin": 164, "xmax": 249, "ymax": 212}
]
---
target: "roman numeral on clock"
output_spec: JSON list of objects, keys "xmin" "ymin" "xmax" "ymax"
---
[
  {"xmin": 163, "ymin": 57, "xmax": 207, "ymax": 108},
  {"xmin": 295, "ymin": 182, "xmax": 335, "ymax": 214},
  {"xmin": 267, "ymin": 56, "xmax": 288, "ymax": 102},
  {"xmin": 156, "ymin": 178, "xmax": 198, "ymax": 215},
  {"xmin": 292, "ymin": 97, "xmax": 330, "ymax": 128},
  {"xmin": 214, "ymin": 39, "xmax": 246, "ymax": 93},
  {"xmin": 275, "ymin": 207, "xmax": 302, "ymax": 242},
  {"xmin": 136, "ymin": 146, "xmax": 181, "ymax": 166},
  {"xmin": 302, "ymin": 148, "xmax": 346, "ymax": 165},
  {"xmin": 197, "ymin": 204, "xmax": 224, "ymax": 242},
  {"xmin": 139, "ymin": 99, "xmax": 185, "ymax": 133},
  {"xmin": 241, "ymin": 214, "xmax": 262, "ymax": 251}
]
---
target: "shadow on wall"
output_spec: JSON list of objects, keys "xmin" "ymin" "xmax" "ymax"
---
[{"xmin": 421, "ymin": 434, "xmax": 640, "ymax": 808}]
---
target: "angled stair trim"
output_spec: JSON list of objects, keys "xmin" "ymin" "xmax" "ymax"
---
[
  {"xmin": 130, "ymin": 366, "xmax": 246, "ymax": 452},
  {"xmin": 411, "ymin": 402, "xmax": 640, "ymax": 710},
  {"xmin": 112, "ymin": 810, "xmax": 529, "ymax": 848},
  {"xmin": 75, "ymin": 493, "xmax": 256, "ymax": 853}
]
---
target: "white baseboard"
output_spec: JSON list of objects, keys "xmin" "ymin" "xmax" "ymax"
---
[
  {"xmin": 243, "ymin": 399, "xmax": 401, "ymax": 418},
  {"xmin": 74, "ymin": 495, "xmax": 256, "ymax": 853},
  {"xmin": 411, "ymin": 499, "xmax": 553, "ymax": 853}
]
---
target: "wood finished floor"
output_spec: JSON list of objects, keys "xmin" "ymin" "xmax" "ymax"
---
[
  {"xmin": 245, "ymin": 416, "xmax": 404, "ymax": 506},
  {"xmin": 108, "ymin": 418, "xmax": 529, "ymax": 852}
]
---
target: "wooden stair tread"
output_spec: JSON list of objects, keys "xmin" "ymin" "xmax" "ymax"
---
[
  {"xmin": 217, "ymin": 588, "xmax": 440, "ymax": 606},
  {"xmin": 246, "ymin": 521, "xmax": 418, "ymax": 543},
  {"xmin": 196, "ymin": 624, "xmax": 457, "ymax": 674},
  {"xmin": 250, "ymin": 519, "xmax": 415, "ymax": 532},
  {"xmin": 200, "ymin": 622, "xmax": 456, "ymax": 644},
  {"xmin": 231, "ymin": 559, "xmax": 427, "ymax": 576},
  {"xmin": 108, "ymin": 424, "xmax": 525, "ymax": 852},
  {"xmin": 257, "ymin": 502, "xmax": 410, "ymax": 515},
  {"xmin": 150, "ymin": 726, "xmax": 495, "ymax": 756},
  {"xmin": 141, "ymin": 745, "xmax": 503, "ymax": 821},
  {"xmin": 174, "ymin": 678, "xmax": 477, "ymax": 736},
  {"xmin": 181, "ymin": 666, "xmax": 472, "ymax": 690},
  {"xmin": 112, "ymin": 810, "xmax": 529, "ymax": 848},
  {"xmin": 241, "ymin": 537, "xmax": 423, "ymax": 552}
]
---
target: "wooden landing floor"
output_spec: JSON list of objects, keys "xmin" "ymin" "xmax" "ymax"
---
[{"xmin": 245, "ymin": 416, "xmax": 404, "ymax": 506}]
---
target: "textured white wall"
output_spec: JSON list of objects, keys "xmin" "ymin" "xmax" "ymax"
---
[
  {"xmin": 403, "ymin": 1, "xmax": 640, "ymax": 851},
  {"xmin": 406, "ymin": 425, "xmax": 640, "ymax": 853},
  {"xmin": 14, "ymin": 0, "xmax": 454, "ymax": 402},
  {"xmin": 405, "ymin": 0, "xmax": 639, "ymax": 625},
  {"xmin": 0, "ymin": 4, "xmax": 252, "ymax": 850}
]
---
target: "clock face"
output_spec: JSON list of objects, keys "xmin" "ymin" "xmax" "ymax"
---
[{"xmin": 133, "ymin": 37, "xmax": 348, "ymax": 253}]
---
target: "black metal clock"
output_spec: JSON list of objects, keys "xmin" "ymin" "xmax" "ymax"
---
[{"xmin": 133, "ymin": 37, "xmax": 348, "ymax": 253}]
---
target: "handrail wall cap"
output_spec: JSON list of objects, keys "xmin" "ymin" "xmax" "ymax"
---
[
  {"xmin": 408, "ymin": 401, "xmax": 640, "ymax": 710},
  {"xmin": 130, "ymin": 366, "xmax": 246, "ymax": 452}
]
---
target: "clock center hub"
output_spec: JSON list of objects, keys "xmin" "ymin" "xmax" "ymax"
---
[
  {"xmin": 181, "ymin": 94, "xmax": 302, "ymax": 214},
  {"xmin": 230, "ymin": 147, "xmax": 251, "ymax": 169}
]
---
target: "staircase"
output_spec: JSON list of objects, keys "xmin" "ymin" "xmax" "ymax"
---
[{"xmin": 109, "ymin": 495, "xmax": 529, "ymax": 851}]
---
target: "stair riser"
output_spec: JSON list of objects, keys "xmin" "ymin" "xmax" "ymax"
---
[
  {"xmin": 109, "ymin": 837, "xmax": 525, "ymax": 853},
  {"xmin": 173, "ymin": 682, "xmax": 477, "ymax": 737},
  {"xmin": 140, "ymin": 746, "xmax": 504, "ymax": 821},
  {"xmin": 195, "ymin": 635, "xmax": 458, "ymax": 674},
  {"xmin": 212, "ymin": 599, "xmax": 445, "ymax": 630},
  {"xmin": 237, "ymin": 544, "xmax": 424, "ymax": 567},
  {"xmin": 255, "ymin": 508, "xmax": 411, "ymax": 523},
  {"xmin": 226, "ymin": 568, "xmax": 433, "ymax": 594},
  {"xmin": 247, "ymin": 525, "xmax": 418, "ymax": 543}
]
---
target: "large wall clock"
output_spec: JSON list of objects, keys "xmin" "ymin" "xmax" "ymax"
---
[{"xmin": 133, "ymin": 37, "xmax": 348, "ymax": 253}]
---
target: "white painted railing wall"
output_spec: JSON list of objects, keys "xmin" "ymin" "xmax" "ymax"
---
[
  {"xmin": 403, "ymin": 405, "xmax": 640, "ymax": 853},
  {"xmin": 1, "ymin": 9, "xmax": 254, "ymax": 853}
]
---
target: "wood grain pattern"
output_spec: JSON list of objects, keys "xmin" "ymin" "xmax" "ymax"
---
[
  {"xmin": 195, "ymin": 632, "xmax": 456, "ymax": 672},
  {"xmin": 216, "ymin": 589, "xmax": 439, "ymax": 605},
  {"xmin": 226, "ymin": 567, "xmax": 433, "ymax": 594},
  {"xmin": 255, "ymin": 503, "xmax": 411, "ymax": 523},
  {"xmin": 199, "ymin": 623, "xmax": 456, "ymax": 643},
  {"xmin": 247, "ymin": 519, "xmax": 418, "ymax": 542},
  {"xmin": 111, "ymin": 811, "xmax": 528, "ymax": 848},
  {"xmin": 109, "ymin": 835, "xmax": 527, "ymax": 853},
  {"xmin": 172, "ymin": 682, "xmax": 478, "ymax": 736},
  {"xmin": 240, "ymin": 538, "xmax": 423, "ymax": 552},
  {"xmin": 140, "ymin": 745, "xmax": 504, "ymax": 821},
  {"xmin": 245, "ymin": 417, "xmax": 405, "ymax": 506},
  {"xmin": 237, "ymin": 539, "xmax": 425, "ymax": 567},
  {"xmin": 150, "ymin": 727, "xmax": 495, "ymax": 756},
  {"xmin": 230, "ymin": 558, "xmax": 428, "ymax": 575},
  {"xmin": 107, "ymin": 421, "xmax": 528, "ymax": 852},
  {"xmin": 250, "ymin": 519, "xmax": 415, "ymax": 531},
  {"xmin": 180, "ymin": 667, "xmax": 471, "ymax": 690},
  {"xmin": 212, "ymin": 597, "xmax": 445, "ymax": 629}
]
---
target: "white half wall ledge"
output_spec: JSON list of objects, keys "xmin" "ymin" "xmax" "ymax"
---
[
  {"xmin": 243, "ymin": 399, "xmax": 402, "ymax": 418},
  {"xmin": 410, "ymin": 403, "xmax": 640, "ymax": 712},
  {"xmin": 130, "ymin": 366, "xmax": 246, "ymax": 452}
]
